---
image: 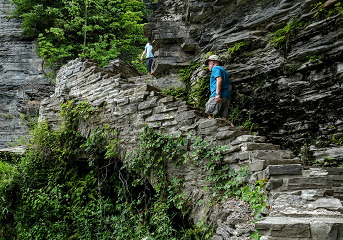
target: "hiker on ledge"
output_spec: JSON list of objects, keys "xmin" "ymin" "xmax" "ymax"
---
[
  {"xmin": 140, "ymin": 42, "xmax": 154, "ymax": 75},
  {"xmin": 205, "ymin": 55, "xmax": 234, "ymax": 127}
]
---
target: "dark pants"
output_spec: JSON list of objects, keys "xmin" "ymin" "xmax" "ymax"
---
[{"xmin": 146, "ymin": 57, "xmax": 154, "ymax": 72}]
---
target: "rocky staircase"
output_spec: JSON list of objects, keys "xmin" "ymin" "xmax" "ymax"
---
[
  {"xmin": 208, "ymin": 133, "xmax": 343, "ymax": 239},
  {"xmin": 39, "ymin": 58, "xmax": 343, "ymax": 240},
  {"xmin": 252, "ymin": 161, "xmax": 343, "ymax": 239}
]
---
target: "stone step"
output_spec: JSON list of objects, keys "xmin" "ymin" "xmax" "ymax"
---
[
  {"xmin": 242, "ymin": 142, "xmax": 280, "ymax": 151},
  {"xmin": 231, "ymin": 135, "xmax": 266, "ymax": 145},
  {"xmin": 303, "ymin": 166, "xmax": 343, "ymax": 175},
  {"xmin": 249, "ymin": 158, "xmax": 302, "ymax": 172},
  {"xmin": 256, "ymin": 217, "xmax": 343, "ymax": 239},
  {"xmin": 286, "ymin": 177, "xmax": 334, "ymax": 190},
  {"xmin": 333, "ymin": 187, "xmax": 343, "ymax": 193},
  {"xmin": 332, "ymin": 187, "xmax": 343, "ymax": 201},
  {"xmin": 252, "ymin": 164, "xmax": 302, "ymax": 180},
  {"xmin": 127, "ymin": 75, "xmax": 154, "ymax": 85}
]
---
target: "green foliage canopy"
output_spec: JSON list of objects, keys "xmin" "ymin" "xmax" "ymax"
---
[
  {"xmin": 0, "ymin": 101, "xmax": 194, "ymax": 239},
  {"xmin": 11, "ymin": 0, "xmax": 150, "ymax": 72}
]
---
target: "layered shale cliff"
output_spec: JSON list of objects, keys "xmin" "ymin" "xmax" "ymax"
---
[
  {"xmin": 2, "ymin": 0, "xmax": 343, "ymax": 239},
  {"xmin": 0, "ymin": 0, "xmax": 53, "ymax": 148},
  {"xmin": 40, "ymin": 58, "xmax": 343, "ymax": 240},
  {"xmin": 145, "ymin": 0, "xmax": 343, "ymax": 163}
]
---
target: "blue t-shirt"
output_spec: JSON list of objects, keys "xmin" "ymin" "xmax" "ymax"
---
[
  {"xmin": 210, "ymin": 66, "xmax": 231, "ymax": 100},
  {"xmin": 145, "ymin": 44, "xmax": 154, "ymax": 58}
]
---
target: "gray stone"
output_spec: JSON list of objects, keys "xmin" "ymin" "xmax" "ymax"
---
[
  {"xmin": 301, "ymin": 189, "xmax": 333, "ymax": 201},
  {"xmin": 287, "ymin": 177, "xmax": 333, "ymax": 190},
  {"xmin": 256, "ymin": 217, "xmax": 312, "ymax": 238},
  {"xmin": 145, "ymin": 113, "xmax": 174, "ymax": 122},
  {"xmin": 199, "ymin": 119, "xmax": 218, "ymax": 129},
  {"xmin": 138, "ymin": 98, "xmax": 157, "ymax": 110},
  {"xmin": 216, "ymin": 131, "xmax": 238, "ymax": 140},
  {"xmin": 309, "ymin": 198, "xmax": 343, "ymax": 212},
  {"xmin": 0, "ymin": 146, "xmax": 26, "ymax": 155},
  {"xmin": 266, "ymin": 164, "xmax": 302, "ymax": 176},
  {"xmin": 150, "ymin": 74, "xmax": 185, "ymax": 90},
  {"xmin": 249, "ymin": 160, "xmax": 265, "ymax": 172},
  {"xmin": 211, "ymin": 235, "xmax": 223, "ymax": 240},
  {"xmin": 242, "ymin": 143, "xmax": 280, "ymax": 151},
  {"xmin": 231, "ymin": 135, "xmax": 266, "ymax": 145},
  {"xmin": 0, "ymin": 0, "xmax": 53, "ymax": 148},
  {"xmin": 223, "ymin": 152, "xmax": 249, "ymax": 163},
  {"xmin": 265, "ymin": 179, "xmax": 283, "ymax": 191},
  {"xmin": 310, "ymin": 220, "xmax": 343, "ymax": 240},
  {"xmin": 312, "ymin": 146, "xmax": 343, "ymax": 163}
]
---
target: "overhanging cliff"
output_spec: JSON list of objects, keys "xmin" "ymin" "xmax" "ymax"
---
[{"xmin": 144, "ymin": 0, "xmax": 343, "ymax": 160}]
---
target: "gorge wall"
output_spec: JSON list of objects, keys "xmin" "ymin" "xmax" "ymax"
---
[
  {"xmin": 0, "ymin": 0, "xmax": 53, "ymax": 148},
  {"xmin": 2, "ymin": 0, "xmax": 343, "ymax": 238},
  {"xmin": 145, "ymin": 0, "xmax": 343, "ymax": 163},
  {"xmin": 40, "ymin": 58, "xmax": 343, "ymax": 240}
]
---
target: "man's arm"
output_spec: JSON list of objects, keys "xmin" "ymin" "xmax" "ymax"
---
[
  {"xmin": 215, "ymin": 76, "xmax": 223, "ymax": 103},
  {"xmin": 140, "ymin": 49, "xmax": 147, "ymax": 61}
]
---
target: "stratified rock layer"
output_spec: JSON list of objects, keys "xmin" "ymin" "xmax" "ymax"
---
[
  {"xmin": 40, "ymin": 58, "xmax": 343, "ymax": 240},
  {"xmin": 0, "ymin": 0, "xmax": 53, "ymax": 148},
  {"xmin": 145, "ymin": 0, "xmax": 343, "ymax": 157}
]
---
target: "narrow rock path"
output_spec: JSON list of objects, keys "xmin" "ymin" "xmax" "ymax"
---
[{"xmin": 39, "ymin": 58, "xmax": 343, "ymax": 239}]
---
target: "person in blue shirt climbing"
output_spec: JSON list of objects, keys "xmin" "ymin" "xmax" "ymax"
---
[
  {"xmin": 140, "ymin": 42, "xmax": 154, "ymax": 75},
  {"xmin": 205, "ymin": 55, "xmax": 234, "ymax": 126}
]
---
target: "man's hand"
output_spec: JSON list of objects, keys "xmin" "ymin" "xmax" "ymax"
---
[
  {"xmin": 215, "ymin": 95, "xmax": 221, "ymax": 103},
  {"xmin": 140, "ymin": 58, "xmax": 143, "ymax": 62}
]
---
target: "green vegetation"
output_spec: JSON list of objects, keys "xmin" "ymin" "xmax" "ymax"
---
[
  {"xmin": 162, "ymin": 61, "xmax": 210, "ymax": 109},
  {"xmin": 0, "ymin": 101, "xmax": 196, "ymax": 239},
  {"xmin": 332, "ymin": 134, "xmax": 343, "ymax": 145},
  {"xmin": 179, "ymin": 61, "xmax": 201, "ymax": 83},
  {"xmin": 250, "ymin": 229, "xmax": 261, "ymax": 240},
  {"xmin": 270, "ymin": 19, "xmax": 308, "ymax": 51},
  {"xmin": 129, "ymin": 127, "xmax": 267, "ymax": 215},
  {"xmin": 0, "ymin": 99, "xmax": 267, "ymax": 239},
  {"xmin": 307, "ymin": 54, "xmax": 324, "ymax": 62},
  {"xmin": 298, "ymin": 132, "xmax": 343, "ymax": 167},
  {"xmin": 202, "ymin": 51, "xmax": 213, "ymax": 61},
  {"xmin": 2, "ymin": 113, "xmax": 15, "ymax": 119},
  {"xmin": 311, "ymin": 2, "xmax": 343, "ymax": 18},
  {"xmin": 314, "ymin": 156, "xmax": 337, "ymax": 167},
  {"xmin": 227, "ymin": 41, "xmax": 246, "ymax": 55},
  {"xmin": 271, "ymin": 2, "xmax": 343, "ymax": 53},
  {"xmin": 127, "ymin": 126, "xmax": 267, "ymax": 238},
  {"xmin": 10, "ymin": 0, "xmax": 151, "ymax": 77}
]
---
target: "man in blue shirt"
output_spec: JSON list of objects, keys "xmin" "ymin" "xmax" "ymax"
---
[
  {"xmin": 140, "ymin": 42, "xmax": 154, "ymax": 75},
  {"xmin": 205, "ymin": 55, "xmax": 234, "ymax": 126}
]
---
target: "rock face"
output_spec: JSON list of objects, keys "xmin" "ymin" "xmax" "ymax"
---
[
  {"xmin": 0, "ymin": 0, "xmax": 54, "ymax": 148},
  {"xmin": 144, "ymin": 0, "xmax": 343, "ymax": 158},
  {"xmin": 3, "ymin": 0, "xmax": 343, "ymax": 238},
  {"xmin": 40, "ymin": 58, "xmax": 343, "ymax": 239}
]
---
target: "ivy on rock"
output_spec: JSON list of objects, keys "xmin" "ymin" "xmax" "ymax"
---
[{"xmin": 0, "ymin": 100, "xmax": 267, "ymax": 239}]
